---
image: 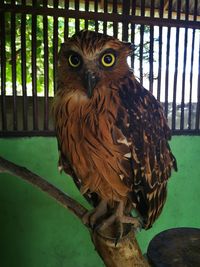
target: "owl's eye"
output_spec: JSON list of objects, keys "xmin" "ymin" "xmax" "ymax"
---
[
  {"xmin": 101, "ymin": 53, "xmax": 116, "ymax": 68},
  {"xmin": 68, "ymin": 53, "xmax": 82, "ymax": 68}
]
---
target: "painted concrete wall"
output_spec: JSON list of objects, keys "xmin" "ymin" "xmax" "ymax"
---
[{"xmin": 0, "ymin": 136, "xmax": 199, "ymax": 267}]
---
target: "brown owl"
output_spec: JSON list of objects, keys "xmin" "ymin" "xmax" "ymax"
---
[{"xmin": 53, "ymin": 30, "xmax": 177, "ymax": 234}]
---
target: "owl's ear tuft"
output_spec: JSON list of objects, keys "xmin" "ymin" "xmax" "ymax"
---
[{"xmin": 122, "ymin": 42, "xmax": 134, "ymax": 56}]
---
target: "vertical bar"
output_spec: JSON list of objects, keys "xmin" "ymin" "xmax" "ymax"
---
[
  {"xmin": 141, "ymin": 0, "xmax": 145, "ymax": 17},
  {"xmin": 180, "ymin": 0, "xmax": 189, "ymax": 130},
  {"xmin": 131, "ymin": 1, "xmax": 136, "ymax": 71},
  {"xmin": 164, "ymin": 0, "xmax": 172, "ymax": 118},
  {"xmin": 139, "ymin": 0, "xmax": 145, "ymax": 85},
  {"xmin": 188, "ymin": 0, "xmax": 198, "ymax": 129},
  {"xmin": 64, "ymin": 0, "xmax": 69, "ymax": 40},
  {"xmin": 149, "ymin": 0, "xmax": 154, "ymax": 93},
  {"xmin": 188, "ymin": 30, "xmax": 195, "ymax": 129},
  {"xmin": 0, "ymin": 11, "xmax": 7, "ymax": 131},
  {"xmin": 195, "ymin": 40, "xmax": 200, "ymax": 131},
  {"xmin": 94, "ymin": 0, "xmax": 98, "ymax": 32},
  {"xmin": 53, "ymin": 0, "xmax": 58, "ymax": 95},
  {"xmin": 43, "ymin": 0, "xmax": 49, "ymax": 130},
  {"xmin": 103, "ymin": 0, "xmax": 108, "ymax": 35},
  {"xmin": 85, "ymin": 0, "xmax": 89, "ymax": 30},
  {"xmin": 122, "ymin": 1, "xmax": 130, "ymax": 41},
  {"xmin": 75, "ymin": 0, "xmax": 80, "ymax": 32},
  {"xmin": 157, "ymin": 0, "xmax": 164, "ymax": 101},
  {"xmin": 21, "ymin": 0, "xmax": 28, "ymax": 130},
  {"xmin": 113, "ymin": 0, "xmax": 118, "ymax": 38},
  {"xmin": 32, "ymin": 1, "xmax": 38, "ymax": 130},
  {"xmin": 11, "ymin": 9, "xmax": 18, "ymax": 130},
  {"xmin": 172, "ymin": 0, "xmax": 181, "ymax": 130},
  {"xmin": 139, "ymin": 25, "xmax": 144, "ymax": 85}
]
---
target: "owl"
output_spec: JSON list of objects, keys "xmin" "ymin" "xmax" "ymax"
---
[{"xmin": 53, "ymin": 30, "xmax": 177, "ymax": 234}]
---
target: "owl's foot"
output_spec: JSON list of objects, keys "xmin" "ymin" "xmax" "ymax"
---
[
  {"xmin": 97, "ymin": 201, "xmax": 142, "ymax": 243},
  {"xmin": 82, "ymin": 200, "xmax": 108, "ymax": 228}
]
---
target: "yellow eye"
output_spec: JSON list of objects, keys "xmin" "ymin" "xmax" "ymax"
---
[
  {"xmin": 101, "ymin": 53, "xmax": 115, "ymax": 67},
  {"xmin": 68, "ymin": 53, "xmax": 81, "ymax": 68}
]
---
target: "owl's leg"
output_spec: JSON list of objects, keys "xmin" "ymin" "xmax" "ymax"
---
[{"xmin": 82, "ymin": 200, "xmax": 108, "ymax": 228}]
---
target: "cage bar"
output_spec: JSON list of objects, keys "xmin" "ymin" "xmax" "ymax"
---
[
  {"xmin": 64, "ymin": 0, "xmax": 69, "ymax": 40},
  {"xmin": 53, "ymin": 0, "xmax": 59, "ymax": 95},
  {"xmin": 31, "ymin": 1, "xmax": 38, "ymax": 130},
  {"xmin": 11, "ymin": 10, "xmax": 18, "ymax": 130},
  {"xmin": 21, "ymin": 11, "xmax": 28, "ymax": 130},
  {"xmin": 0, "ymin": 12, "xmax": 7, "ymax": 131},
  {"xmin": 0, "ymin": 0, "xmax": 200, "ymax": 136},
  {"xmin": 43, "ymin": 0, "xmax": 49, "ymax": 131},
  {"xmin": 164, "ymin": 0, "xmax": 172, "ymax": 118},
  {"xmin": 180, "ymin": 0, "xmax": 189, "ymax": 130}
]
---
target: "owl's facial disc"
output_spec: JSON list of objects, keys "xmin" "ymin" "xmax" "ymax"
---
[{"xmin": 83, "ymin": 71, "xmax": 99, "ymax": 98}]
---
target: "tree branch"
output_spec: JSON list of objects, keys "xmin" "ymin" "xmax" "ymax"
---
[
  {"xmin": 0, "ymin": 155, "xmax": 150, "ymax": 267},
  {"xmin": 0, "ymin": 155, "xmax": 88, "ymax": 220}
]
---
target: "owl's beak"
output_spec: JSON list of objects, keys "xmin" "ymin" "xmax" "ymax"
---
[{"xmin": 83, "ymin": 71, "xmax": 99, "ymax": 98}]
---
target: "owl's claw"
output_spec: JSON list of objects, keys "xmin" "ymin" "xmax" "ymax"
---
[
  {"xmin": 97, "ymin": 201, "xmax": 142, "ymax": 244},
  {"xmin": 81, "ymin": 200, "xmax": 108, "ymax": 228}
]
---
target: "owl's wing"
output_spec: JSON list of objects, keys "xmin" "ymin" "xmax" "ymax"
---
[{"xmin": 117, "ymin": 77, "xmax": 177, "ymax": 228}]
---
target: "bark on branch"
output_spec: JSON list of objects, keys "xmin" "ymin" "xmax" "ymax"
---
[
  {"xmin": 0, "ymin": 156, "xmax": 87, "ymax": 220},
  {"xmin": 0, "ymin": 155, "xmax": 150, "ymax": 267}
]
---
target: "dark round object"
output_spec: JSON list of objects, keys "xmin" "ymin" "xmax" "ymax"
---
[{"xmin": 147, "ymin": 227, "xmax": 200, "ymax": 267}]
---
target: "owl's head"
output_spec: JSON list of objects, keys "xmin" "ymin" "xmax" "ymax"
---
[{"xmin": 58, "ymin": 30, "xmax": 133, "ymax": 98}]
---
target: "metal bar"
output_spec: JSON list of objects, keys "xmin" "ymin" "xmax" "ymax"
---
[
  {"xmin": 64, "ymin": 0, "xmax": 69, "ymax": 40},
  {"xmin": 113, "ymin": 0, "xmax": 118, "ymax": 38},
  {"xmin": 149, "ymin": 0, "xmax": 155, "ymax": 93},
  {"xmin": 172, "ymin": 0, "xmax": 181, "ymax": 130},
  {"xmin": 193, "ymin": 0, "xmax": 198, "ymax": 21},
  {"xmin": 141, "ymin": 0, "xmax": 145, "ymax": 17},
  {"xmin": 1, "ymin": 5, "xmax": 200, "ymax": 30},
  {"xmin": 172, "ymin": 28, "xmax": 179, "ymax": 130},
  {"xmin": 103, "ymin": 0, "xmax": 108, "ymax": 35},
  {"xmin": 164, "ymin": 27, "xmax": 171, "ymax": 118},
  {"xmin": 159, "ymin": 0, "xmax": 164, "ymax": 19},
  {"xmin": 21, "ymin": 11, "xmax": 28, "ymax": 130},
  {"xmin": 168, "ymin": 0, "xmax": 172, "ymax": 19},
  {"xmin": 94, "ymin": 0, "xmax": 98, "ymax": 32},
  {"xmin": 1, "ymin": 128, "xmax": 200, "ymax": 138},
  {"xmin": 157, "ymin": 0, "xmax": 164, "ymax": 102},
  {"xmin": 53, "ymin": 0, "xmax": 58, "ymax": 95},
  {"xmin": 195, "ymin": 41, "xmax": 200, "ymax": 131},
  {"xmin": 139, "ymin": 25, "xmax": 144, "ymax": 85},
  {"xmin": 31, "ymin": 3, "xmax": 38, "ymax": 130},
  {"xmin": 180, "ymin": 28, "xmax": 188, "ymax": 130},
  {"xmin": 180, "ymin": 0, "xmax": 189, "ymax": 130},
  {"xmin": 11, "ymin": 10, "xmax": 18, "ymax": 130},
  {"xmin": 130, "ymin": 0, "xmax": 136, "ymax": 71},
  {"xmin": 188, "ymin": 29, "xmax": 195, "ymax": 130},
  {"xmin": 157, "ymin": 27, "xmax": 162, "ymax": 102},
  {"xmin": 0, "ymin": 11, "xmax": 7, "ymax": 131},
  {"xmin": 122, "ymin": 0, "xmax": 130, "ymax": 41},
  {"xmin": 43, "ymin": 0, "xmax": 49, "ymax": 130},
  {"xmin": 149, "ymin": 26, "xmax": 154, "ymax": 93},
  {"xmin": 164, "ymin": 0, "xmax": 172, "ymax": 118},
  {"xmin": 84, "ymin": 0, "xmax": 89, "ymax": 29},
  {"xmin": 0, "ymin": 130, "xmax": 56, "ymax": 137},
  {"xmin": 139, "ymin": 0, "xmax": 145, "ymax": 84},
  {"xmin": 188, "ymin": 0, "xmax": 198, "ymax": 129},
  {"xmin": 75, "ymin": 0, "xmax": 80, "ymax": 32}
]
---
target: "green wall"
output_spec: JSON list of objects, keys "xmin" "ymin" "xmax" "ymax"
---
[{"xmin": 0, "ymin": 136, "xmax": 200, "ymax": 267}]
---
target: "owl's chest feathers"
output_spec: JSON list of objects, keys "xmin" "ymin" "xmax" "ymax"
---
[{"xmin": 59, "ymin": 90, "xmax": 131, "ymax": 200}]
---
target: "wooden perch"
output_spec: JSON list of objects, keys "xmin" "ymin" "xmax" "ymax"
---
[{"xmin": 0, "ymin": 156, "xmax": 150, "ymax": 267}]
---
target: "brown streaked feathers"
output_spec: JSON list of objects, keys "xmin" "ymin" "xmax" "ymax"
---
[{"xmin": 53, "ymin": 30, "xmax": 177, "ymax": 229}]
